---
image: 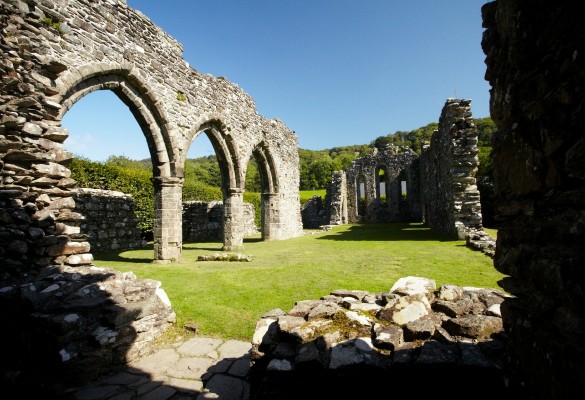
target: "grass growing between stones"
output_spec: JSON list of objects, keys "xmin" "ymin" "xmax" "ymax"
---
[{"xmin": 92, "ymin": 223, "xmax": 505, "ymax": 341}]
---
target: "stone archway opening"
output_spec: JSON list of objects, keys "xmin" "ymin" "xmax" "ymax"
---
[
  {"xmin": 251, "ymin": 142, "xmax": 280, "ymax": 241},
  {"xmin": 56, "ymin": 72, "xmax": 182, "ymax": 263},
  {"xmin": 61, "ymin": 89, "xmax": 154, "ymax": 250}
]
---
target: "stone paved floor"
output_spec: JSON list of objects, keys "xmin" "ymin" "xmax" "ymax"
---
[{"xmin": 64, "ymin": 337, "xmax": 252, "ymax": 400}]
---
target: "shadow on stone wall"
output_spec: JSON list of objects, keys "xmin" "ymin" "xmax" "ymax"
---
[{"xmin": 0, "ymin": 270, "xmax": 137, "ymax": 398}]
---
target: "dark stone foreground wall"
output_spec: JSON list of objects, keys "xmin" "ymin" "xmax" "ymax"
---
[{"xmin": 482, "ymin": 1, "xmax": 585, "ymax": 398}]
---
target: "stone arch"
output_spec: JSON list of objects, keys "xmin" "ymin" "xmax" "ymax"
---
[
  {"xmin": 57, "ymin": 69, "xmax": 172, "ymax": 177},
  {"xmin": 54, "ymin": 67, "xmax": 185, "ymax": 261},
  {"xmin": 185, "ymin": 119, "xmax": 245, "ymax": 250},
  {"xmin": 252, "ymin": 142, "xmax": 278, "ymax": 195},
  {"xmin": 194, "ymin": 120, "xmax": 241, "ymax": 191},
  {"xmin": 251, "ymin": 141, "xmax": 280, "ymax": 240}
]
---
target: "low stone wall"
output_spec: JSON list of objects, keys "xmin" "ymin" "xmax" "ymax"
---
[
  {"xmin": 182, "ymin": 201, "xmax": 259, "ymax": 242},
  {"xmin": 300, "ymin": 196, "xmax": 329, "ymax": 229},
  {"xmin": 73, "ymin": 188, "xmax": 146, "ymax": 252},
  {"xmin": 250, "ymin": 276, "xmax": 514, "ymax": 399}
]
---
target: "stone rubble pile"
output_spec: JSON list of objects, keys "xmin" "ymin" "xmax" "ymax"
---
[
  {"xmin": 465, "ymin": 228, "xmax": 496, "ymax": 258},
  {"xmin": 197, "ymin": 252, "xmax": 252, "ymax": 262},
  {"xmin": 249, "ymin": 276, "xmax": 511, "ymax": 399},
  {"xmin": 0, "ymin": 261, "xmax": 176, "ymax": 388}
]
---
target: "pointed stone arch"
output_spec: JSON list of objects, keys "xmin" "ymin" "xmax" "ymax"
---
[
  {"xmin": 251, "ymin": 141, "xmax": 281, "ymax": 240},
  {"xmin": 57, "ymin": 69, "xmax": 172, "ymax": 176},
  {"xmin": 55, "ymin": 67, "xmax": 183, "ymax": 261},
  {"xmin": 0, "ymin": 0, "xmax": 302, "ymax": 266}
]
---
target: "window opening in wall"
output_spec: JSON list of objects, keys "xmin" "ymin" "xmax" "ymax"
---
[
  {"xmin": 401, "ymin": 180, "xmax": 407, "ymax": 201},
  {"xmin": 358, "ymin": 175, "xmax": 366, "ymax": 216},
  {"xmin": 377, "ymin": 168, "xmax": 385, "ymax": 200}
]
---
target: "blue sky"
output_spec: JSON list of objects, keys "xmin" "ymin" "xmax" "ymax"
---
[{"xmin": 62, "ymin": 0, "xmax": 491, "ymax": 161}]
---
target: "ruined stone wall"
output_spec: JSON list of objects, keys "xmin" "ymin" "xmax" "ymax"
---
[
  {"xmin": 327, "ymin": 170, "xmax": 348, "ymax": 225},
  {"xmin": 0, "ymin": 189, "xmax": 175, "ymax": 396},
  {"xmin": 0, "ymin": 0, "xmax": 300, "ymax": 393},
  {"xmin": 73, "ymin": 188, "xmax": 145, "ymax": 252},
  {"xmin": 0, "ymin": 0, "xmax": 302, "ymax": 263},
  {"xmin": 300, "ymin": 196, "xmax": 329, "ymax": 229},
  {"xmin": 420, "ymin": 99, "xmax": 482, "ymax": 239},
  {"xmin": 482, "ymin": 1, "xmax": 585, "ymax": 398},
  {"xmin": 182, "ymin": 200, "xmax": 258, "ymax": 242},
  {"xmin": 342, "ymin": 145, "xmax": 420, "ymax": 223}
]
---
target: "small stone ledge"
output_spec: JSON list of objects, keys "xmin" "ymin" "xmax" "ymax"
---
[
  {"xmin": 465, "ymin": 228, "xmax": 496, "ymax": 258},
  {"xmin": 249, "ymin": 276, "xmax": 513, "ymax": 399},
  {"xmin": 197, "ymin": 253, "xmax": 252, "ymax": 262}
]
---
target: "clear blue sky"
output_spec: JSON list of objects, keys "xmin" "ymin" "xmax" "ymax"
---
[{"xmin": 62, "ymin": 0, "xmax": 492, "ymax": 161}]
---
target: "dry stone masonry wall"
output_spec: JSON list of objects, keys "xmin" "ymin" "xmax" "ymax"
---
[
  {"xmin": 73, "ymin": 188, "xmax": 146, "ymax": 252},
  {"xmin": 249, "ymin": 276, "xmax": 512, "ymax": 399},
  {"xmin": 482, "ymin": 1, "xmax": 585, "ymax": 397},
  {"xmin": 315, "ymin": 99, "xmax": 483, "ymax": 243},
  {"xmin": 420, "ymin": 99, "xmax": 483, "ymax": 239},
  {"xmin": 0, "ymin": 0, "xmax": 301, "ymax": 395},
  {"xmin": 182, "ymin": 200, "xmax": 258, "ymax": 242}
]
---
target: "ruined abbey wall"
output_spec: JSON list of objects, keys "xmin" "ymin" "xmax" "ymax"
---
[
  {"xmin": 420, "ymin": 99, "xmax": 483, "ymax": 239},
  {"xmin": 0, "ymin": 0, "xmax": 301, "ymax": 394},
  {"xmin": 347, "ymin": 145, "xmax": 420, "ymax": 224},
  {"xmin": 315, "ymin": 99, "xmax": 481, "ymax": 239},
  {"xmin": 182, "ymin": 200, "xmax": 258, "ymax": 242},
  {"xmin": 0, "ymin": 0, "xmax": 302, "ymax": 265},
  {"xmin": 73, "ymin": 188, "xmax": 146, "ymax": 252},
  {"xmin": 482, "ymin": 1, "xmax": 585, "ymax": 397},
  {"xmin": 341, "ymin": 145, "xmax": 421, "ymax": 224}
]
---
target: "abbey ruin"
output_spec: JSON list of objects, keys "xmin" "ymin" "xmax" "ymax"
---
[
  {"xmin": 0, "ymin": 0, "xmax": 301, "ymax": 393},
  {"xmin": 304, "ymin": 98, "xmax": 483, "ymax": 242},
  {"xmin": 1, "ymin": 0, "xmax": 584, "ymax": 399}
]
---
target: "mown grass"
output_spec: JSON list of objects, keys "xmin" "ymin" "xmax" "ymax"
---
[
  {"xmin": 300, "ymin": 189, "xmax": 326, "ymax": 203},
  {"xmin": 93, "ymin": 223, "xmax": 505, "ymax": 341}
]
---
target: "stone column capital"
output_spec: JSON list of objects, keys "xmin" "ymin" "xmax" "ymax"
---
[
  {"xmin": 151, "ymin": 176, "xmax": 184, "ymax": 187},
  {"xmin": 227, "ymin": 187, "xmax": 244, "ymax": 195}
]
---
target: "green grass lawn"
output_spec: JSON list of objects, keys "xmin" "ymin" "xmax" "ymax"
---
[
  {"xmin": 93, "ymin": 223, "xmax": 505, "ymax": 341},
  {"xmin": 300, "ymin": 189, "xmax": 326, "ymax": 202}
]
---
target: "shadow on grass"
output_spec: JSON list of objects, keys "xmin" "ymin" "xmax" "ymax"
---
[
  {"xmin": 92, "ymin": 243, "xmax": 155, "ymax": 264},
  {"xmin": 182, "ymin": 242, "xmax": 224, "ymax": 252},
  {"xmin": 317, "ymin": 223, "xmax": 457, "ymax": 242}
]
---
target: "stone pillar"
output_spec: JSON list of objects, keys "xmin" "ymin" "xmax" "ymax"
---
[
  {"xmin": 364, "ymin": 170, "xmax": 377, "ymax": 222},
  {"xmin": 389, "ymin": 179, "xmax": 401, "ymax": 218},
  {"xmin": 329, "ymin": 171, "xmax": 348, "ymax": 225},
  {"xmin": 261, "ymin": 192, "xmax": 278, "ymax": 241},
  {"xmin": 223, "ymin": 188, "xmax": 244, "ymax": 251},
  {"xmin": 152, "ymin": 177, "xmax": 183, "ymax": 263}
]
